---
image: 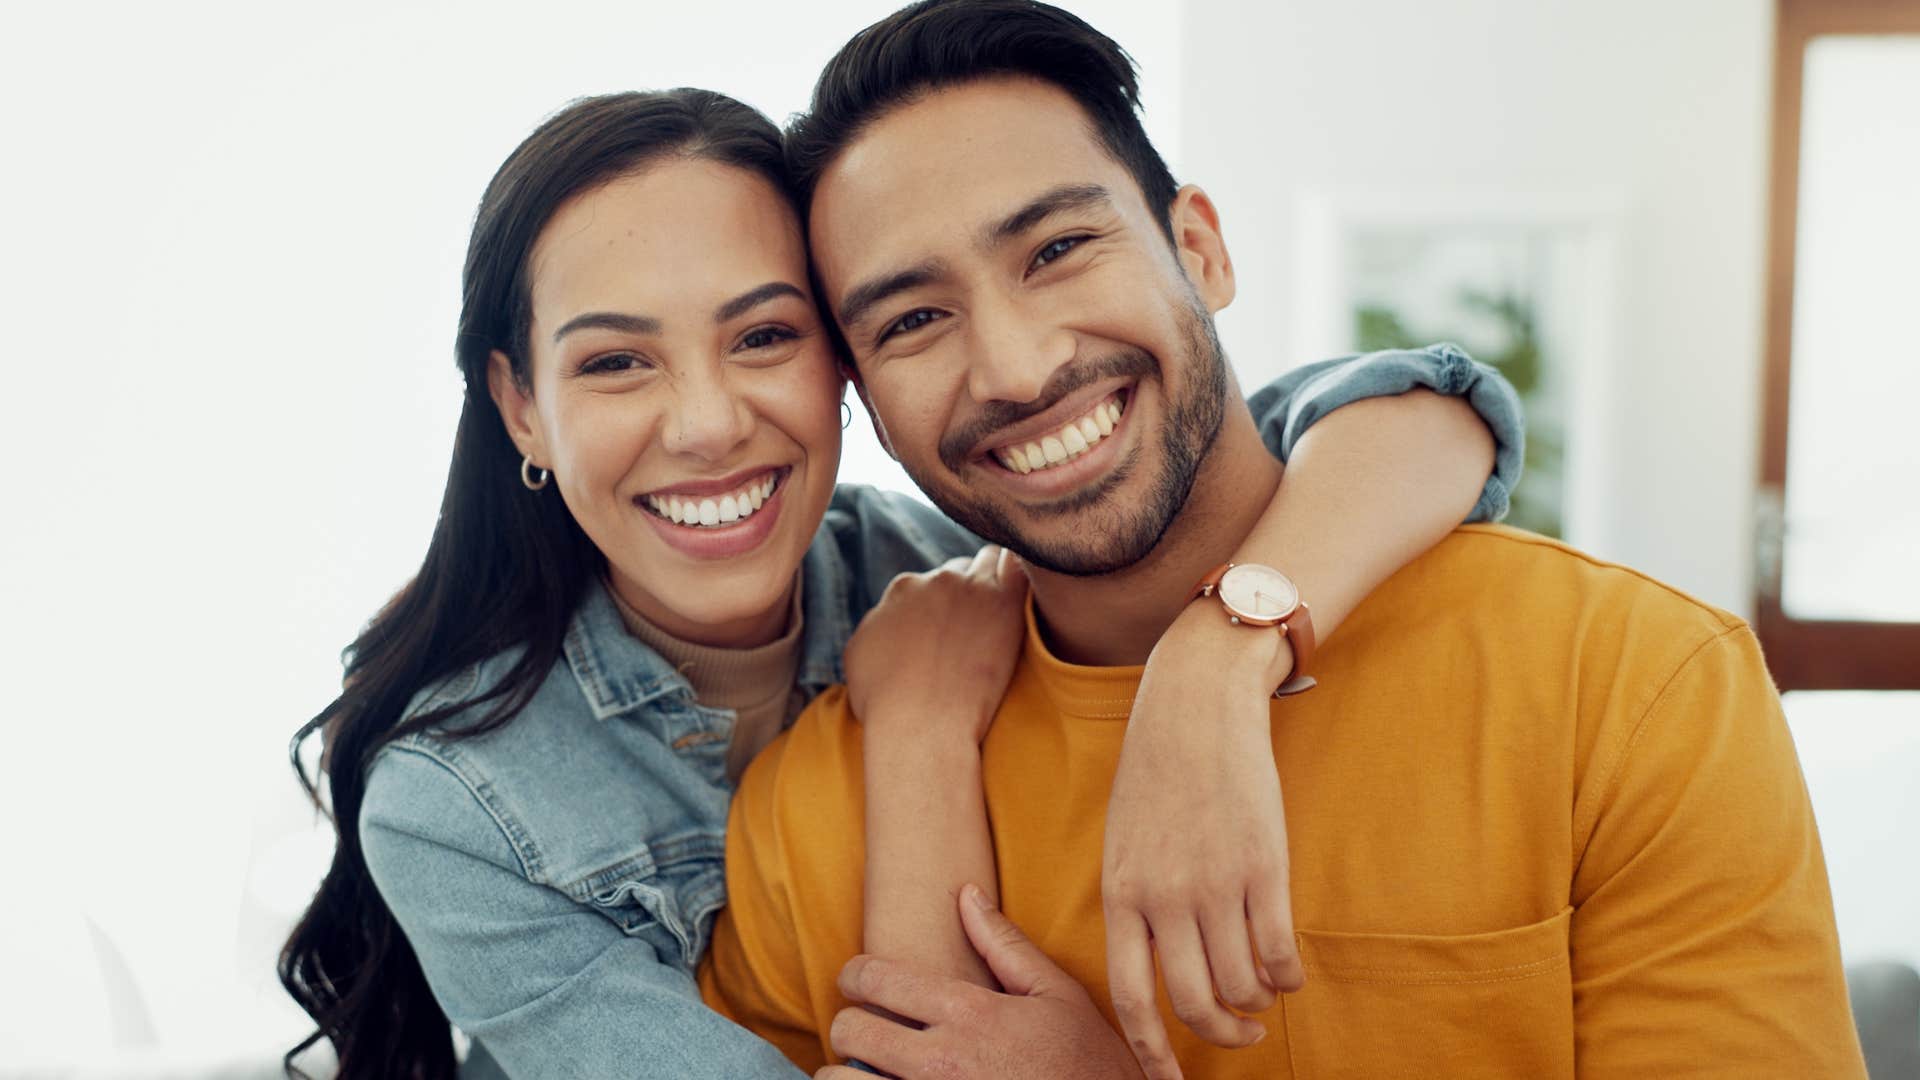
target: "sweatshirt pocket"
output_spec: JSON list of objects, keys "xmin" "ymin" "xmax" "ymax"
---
[{"xmin": 1282, "ymin": 907, "xmax": 1575, "ymax": 1080}]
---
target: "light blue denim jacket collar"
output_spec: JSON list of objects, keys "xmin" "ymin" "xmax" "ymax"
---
[{"xmin": 558, "ymin": 537, "xmax": 855, "ymax": 730}]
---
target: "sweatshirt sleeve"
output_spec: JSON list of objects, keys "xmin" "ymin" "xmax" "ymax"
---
[{"xmin": 1566, "ymin": 625, "xmax": 1867, "ymax": 1077}]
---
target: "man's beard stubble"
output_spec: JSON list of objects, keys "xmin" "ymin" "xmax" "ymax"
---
[{"xmin": 917, "ymin": 300, "xmax": 1230, "ymax": 577}]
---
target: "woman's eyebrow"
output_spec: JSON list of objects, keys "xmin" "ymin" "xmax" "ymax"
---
[
  {"xmin": 552, "ymin": 311, "xmax": 661, "ymax": 343},
  {"xmin": 715, "ymin": 281, "xmax": 806, "ymax": 323},
  {"xmin": 549, "ymin": 281, "xmax": 805, "ymax": 343}
]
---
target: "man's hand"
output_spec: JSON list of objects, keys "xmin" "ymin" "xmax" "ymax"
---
[
  {"xmin": 815, "ymin": 885, "xmax": 1145, "ymax": 1080},
  {"xmin": 1101, "ymin": 601, "xmax": 1300, "ymax": 1080}
]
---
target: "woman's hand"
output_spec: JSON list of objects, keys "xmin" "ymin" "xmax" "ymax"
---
[
  {"xmin": 1101, "ymin": 601, "xmax": 1303, "ymax": 1080},
  {"xmin": 844, "ymin": 545, "xmax": 1029, "ymax": 743}
]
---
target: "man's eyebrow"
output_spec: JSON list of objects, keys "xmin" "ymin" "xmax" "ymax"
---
[
  {"xmin": 836, "ymin": 260, "xmax": 949, "ymax": 331},
  {"xmin": 983, "ymin": 183, "xmax": 1113, "ymax": 247},
  {"xmin": 715, "ymin": 281, "xmax": 807, "ymax": 324},
  {"xmin": 551, "ymin": 311, "xmax": 661, "ymax": 343}
]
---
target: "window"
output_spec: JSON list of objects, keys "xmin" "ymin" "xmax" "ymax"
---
[{"xmin": 1756, "ymin": 0, "xmax": 1920, "ymax": 689}]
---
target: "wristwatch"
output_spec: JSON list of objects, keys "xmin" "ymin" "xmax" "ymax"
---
[{"xmin": 1191, "ymin": 562, "xmax": 1317, "ymax": 697}]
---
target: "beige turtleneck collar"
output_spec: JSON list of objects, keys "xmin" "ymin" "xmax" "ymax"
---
[{"xmin": 605, "ymin": 575, "xmax": 807, "ymax": 782}]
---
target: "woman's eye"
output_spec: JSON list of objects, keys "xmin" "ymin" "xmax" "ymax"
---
[
  {"xmin": 580, "ymin": 352, "xmax": 647, "ymax": 375},
  {"xmin": 739, "ymin": 326, "xmax": 797, "ymax": 351},
  {"xmin": 1031, "ymin": 235, "xmax": 1089, "ymax": 271},
  {"xmin": 880, "ymin": 309, "xmax": 944, "ymax": 343}
]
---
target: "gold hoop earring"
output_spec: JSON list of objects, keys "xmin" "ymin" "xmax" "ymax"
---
[
  {"xmin": 521, "ymin": 455, "xmax": 550, "ymax": 491},
  {"xmin": 841, "ymin": 400, "xmax": 853, "ymax": 430}
]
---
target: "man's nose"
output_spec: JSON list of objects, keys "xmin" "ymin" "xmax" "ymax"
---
[
  {"xmin": 664, "ymin": 366, "xmax": 753, "ymax": 462},
  {"xmin": 964, "ymin": 295, "xmax": 1075, "ymax": 406}
]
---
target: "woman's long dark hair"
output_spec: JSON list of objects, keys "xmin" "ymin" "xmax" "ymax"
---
[{"xmin": 279, "ymin": 89, "xmax": 792, "ymax": 1080}]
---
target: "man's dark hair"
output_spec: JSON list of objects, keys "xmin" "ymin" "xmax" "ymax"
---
[{"xmin": 785, "ymin": 0, "xmax": 1179, "ymax": 239}]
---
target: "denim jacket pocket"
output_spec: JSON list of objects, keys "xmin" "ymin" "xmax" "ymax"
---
[
  {"xmin": 571, "ymin": 832, "xmax": 728, "ymax": 971},
  {"xmin": 1282, "ymin": 907, "xmax": 1575, "ymax": 1080}
]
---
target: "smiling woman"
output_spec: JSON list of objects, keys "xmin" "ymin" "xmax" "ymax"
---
[
  {"xmin": 279, "ymin": 90, "xmax": 831, "ymax": 1079},
  {"xmin": 485, "ymin": 159, "xmax": 844, "ymax": 647}
]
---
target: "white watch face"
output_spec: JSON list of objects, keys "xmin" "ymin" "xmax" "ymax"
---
[{"xmin": 1218, "ymin": 563, "xmax": 1299, "ymax": 623}]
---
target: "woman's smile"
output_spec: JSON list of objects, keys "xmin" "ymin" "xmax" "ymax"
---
[
  {"xmin": 639, "ymin": 466, "xmax": 785, "ymax": 528},
  {"xmin": 636, "ymin": 465, "xmax": 791, "ymax": 559}
]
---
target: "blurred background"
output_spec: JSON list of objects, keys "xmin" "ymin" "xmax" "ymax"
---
[{"xmin": 1, "ymin": 0, "xmax": 1914, "ymax": 1074}]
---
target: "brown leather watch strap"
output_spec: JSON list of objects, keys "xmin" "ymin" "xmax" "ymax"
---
[
  {"xmin": 1190, "ymin": 563, "xmax": 1317, "ymax": 696},
  {"xmin": 1282, "ymin": 595, "xmax": 1313, "ymax": 680},
  {"xmin": 1192, "ymin": 562, "xmax": 1230, "ymax": 600}
]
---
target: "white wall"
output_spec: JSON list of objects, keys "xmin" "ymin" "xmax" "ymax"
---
[{"xmin": 1177, "ymin": 0, "xmax": 1775, "ymax": 615}]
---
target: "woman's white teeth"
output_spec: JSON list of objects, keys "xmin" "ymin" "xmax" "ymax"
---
[
  {"xmin": 995, "ymin": 397, "xmax": 1125, "ymax": 475},
  {"xmin": 646, "ymin": 474, "xmax": 778, "ymax": 528}
]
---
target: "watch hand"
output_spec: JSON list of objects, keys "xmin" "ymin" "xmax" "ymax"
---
[{"xmin": 1255, "ymin": 589, "xmax": 1279, "ymax": 614}]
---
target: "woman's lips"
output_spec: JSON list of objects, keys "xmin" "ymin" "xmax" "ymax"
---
[
  {"xmin": 635, "ymin": 468, "xmax": 789, "ymax": 560},
  {"xmin": 640, "ymin": 469, "xmax": 781, "ymax": 527}
]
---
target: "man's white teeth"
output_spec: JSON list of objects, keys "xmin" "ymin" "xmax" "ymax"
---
[
  {"xmin": 995, "ymin": 397, "xmax": 1125, "ymax": 475},
  {"xmin": 645, "ymin": 474, "xmax": 778, "ymax": 528}
]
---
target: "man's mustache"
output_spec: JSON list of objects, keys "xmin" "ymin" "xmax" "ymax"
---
[{"xmin": 938, "ymin": 349, "xmax": 1157, "ymax": 471}]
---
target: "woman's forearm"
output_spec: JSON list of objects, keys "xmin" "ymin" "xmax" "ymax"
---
[
  {"xmin": 1254, "ymin": 389, "xmax": 1492, "ymax": 638},
  {"xmin": 862, "ymin": 723, "xmax": 1000, "ymax": 989},
  {"xmin": 1174, "ymin": 388, "xmax": 1496, "ymax": 690},
  {"xmin": 844, "ymin": 549, "xmax": 1024, "ymax": 993},
  {"xmin": 1102, "ymin": 385, "xmax": 1504, "ymax": 1064}
]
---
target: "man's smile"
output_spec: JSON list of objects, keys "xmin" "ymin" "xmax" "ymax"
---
[
  {"xmin": 973, "ymin": 382, "xmax": 1139, "ymax": 502},
  {"xmin": 989, "ymin": 389, "xmax": 1128, "ymax": 474}
]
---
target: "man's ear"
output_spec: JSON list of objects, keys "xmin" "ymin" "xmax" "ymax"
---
[
  {"xmin": 487, "ymin": 350, "xmax": 549, "ymax": 468},
  {"xmin": 840, "ymin": 360, "xmax": 898, "ymax": 460},
  {"xmin": 1167, "ymin": 185, "xmax": 1235, "ymax": 314}
]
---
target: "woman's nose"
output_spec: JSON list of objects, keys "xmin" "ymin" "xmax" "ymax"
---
[{"xmin": 663, "ymin": 368, "xmax": 753, "ymax": 461}]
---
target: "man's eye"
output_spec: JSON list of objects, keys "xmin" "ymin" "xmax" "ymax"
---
[
  {"xmin": 1031, "ymin": 235, "xmax": 1089, "ymax": 271},
  {"xmin": 740, "ymin": 326, "xmax": 797, "ymax": 351},
  {"xmin": 880, "ymin": 309, "xmax": 945, "ymax": 343}
]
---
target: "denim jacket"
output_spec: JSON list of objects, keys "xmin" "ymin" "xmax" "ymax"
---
[{"xmin": 358, "ymin": 346, "xmax": 1523, "ymax": 1079}]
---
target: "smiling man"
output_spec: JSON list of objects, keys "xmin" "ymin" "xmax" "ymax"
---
[{"xmin": 698, "ymin": 2, "xmax": 1867, "ymax": 1077}]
